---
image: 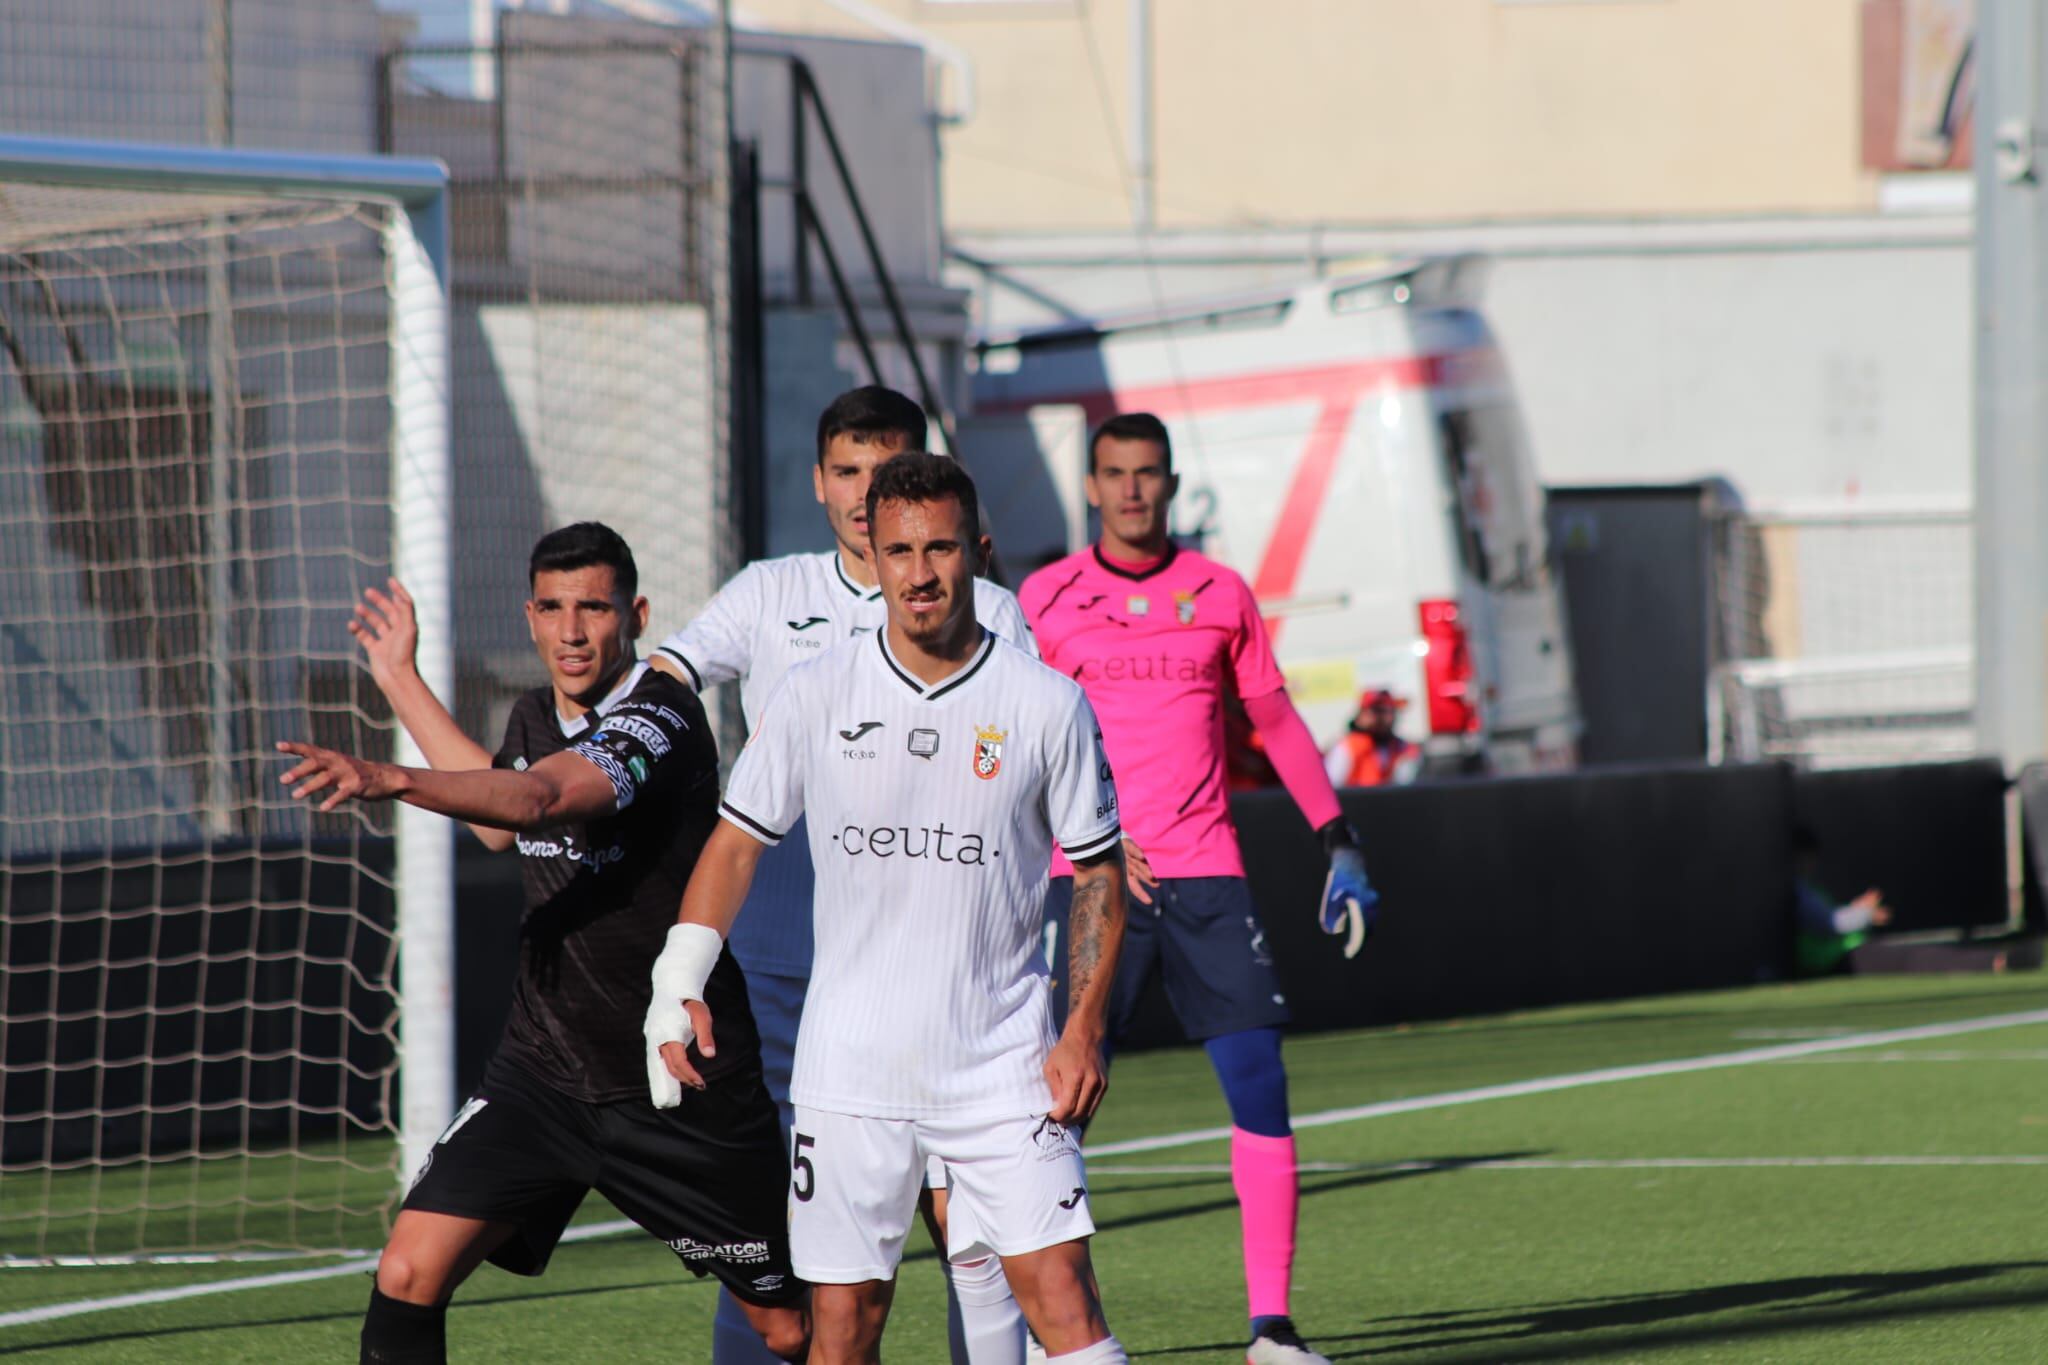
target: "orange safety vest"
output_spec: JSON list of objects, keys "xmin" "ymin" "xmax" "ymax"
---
[{"xmin": 1338, "ymin": 730, "xmax": 1417, "ymax": 788}]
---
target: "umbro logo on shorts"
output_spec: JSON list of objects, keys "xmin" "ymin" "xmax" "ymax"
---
[
  {"xmin": 788, "ymin": 616, "xmax": 829, "ymax": 631},
  {"xmin": 838, "ymin": 721, "xmax": 883, "ymax": 742},
  {"xmin": 1057, "ymin": 1187, "xmax": 1086, "ymax": 1210}
]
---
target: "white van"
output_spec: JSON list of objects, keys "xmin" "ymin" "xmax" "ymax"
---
[{"xmin": 964, "ymin": 256, "xmax": 1580, "ymax": 772}]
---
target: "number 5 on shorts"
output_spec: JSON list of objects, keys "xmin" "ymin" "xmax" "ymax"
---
[{"xmin": 791, "ymin": 1132, "xmax": 817, "ymax": 1202}]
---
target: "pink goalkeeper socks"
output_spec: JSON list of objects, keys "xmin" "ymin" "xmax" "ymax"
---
[{"xmin": 1230, "ymin": 1126, "xmax": 1298, "ymax": 1319}]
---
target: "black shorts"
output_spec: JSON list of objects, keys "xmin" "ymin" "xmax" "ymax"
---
[
  {"xmin": 1045, "ymin": 874, "xmax": 1292, "ymax": 1043},
  {"xmin": 403, "ymin": 1055, "xmax": 801, "ymax": 1306}
]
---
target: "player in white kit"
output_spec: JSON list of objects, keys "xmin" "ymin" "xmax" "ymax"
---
[
  {"xmin": 647, "ymin": 453, "xmax": 1132, "ymax": 1365},
  {"xmin": 646, "ymin": 387, "xmax": 1035, "ymax": 1363}
]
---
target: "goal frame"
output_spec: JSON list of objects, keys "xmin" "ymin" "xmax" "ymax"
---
[{"xmin": 0, "ymin": 133, "xmax": 456, "ymax": 1190}]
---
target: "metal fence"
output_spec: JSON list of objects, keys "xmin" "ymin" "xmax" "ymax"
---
[
  {"xmin": 0, "ymin": 1, "xmax": 747, "ymax": 1257},
  {"xmin": 383, "ymin": 11, "xmax": 738, "ymax": 745},
  {"xmin": 1708, "ymin": 502, "xmax": 1975, "ymax": 767}
]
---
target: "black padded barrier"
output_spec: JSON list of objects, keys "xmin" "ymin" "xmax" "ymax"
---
[
  {"xmin": 2017, "ymin": 763, "xmax": 2048, "ymax": 935},
  {"xmin": 1, "ymin": 842, "xmax": 396, "ymax": 1165},
  {"xmin": 1116, "ymin": 762, "xmax": 1797, "ymax": 1050},
  {"xmin": 1790, "ymin": 759, "xmax": 2009, "ymax": 933},
  {"xmin": 441, "ymin": 759, "xmax": 2012, "ymax": 1068}
]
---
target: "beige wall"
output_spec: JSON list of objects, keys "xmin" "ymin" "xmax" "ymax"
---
[{"xmin": 741, "ymin": 0, "xmax": 1876, "ymax": 230}]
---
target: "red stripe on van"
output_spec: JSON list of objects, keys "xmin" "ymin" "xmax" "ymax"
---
[
  {"xmin": 1251, "ymin": 397, "xmax": 1357, "ymax": 644},
  {"xmin": 984, "ymin": 354, "xmax": 1450, "ymax": 637},
  {"xmin": 982, "ymin": 355, "xmax": 1441, "ymax": 423}
]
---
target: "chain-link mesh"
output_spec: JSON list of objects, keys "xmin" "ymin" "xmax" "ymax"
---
[
  {"xmin": 1708, "ymin": 505, "xmax": 1974, "ymax": 767},
  {"xmin": 386, "ymin": 14, "xmax": 734, "ymax": 748},
  {"xmin": 0, "ymin": 0, "xmax": 386, "ymax": 155},
  {"xmin": 0, "ymin": 2, "xmax": 738, "ymax": 1263}
]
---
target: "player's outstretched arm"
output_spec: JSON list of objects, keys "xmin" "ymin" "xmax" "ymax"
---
[
  {"xmin": 275, "ymin": 741, "xmax": 624, "ymax": 832},
  {"xmin": 1242, "ymin": 687, "xmax": 1380, "ymax": 957},
  {"xmin": 647, "ymin": 820, "xmax": 767, "ymax": 1104},
  {"xmin": 348, "ymin": 578, "xmax": 512, "ymax": 851},
  {"xmin": 1046, "ymin": 845, "xmax": 1126, "ymax": 1125}
]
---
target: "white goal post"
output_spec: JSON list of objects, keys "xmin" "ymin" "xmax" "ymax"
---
[
  {"xmin": 0, "ymin": 134, "xmax": 453, "ymax": 1260},
  {"xmin": 1706, "ymin": 500, "xmax": 1975, "ymax": 768}
]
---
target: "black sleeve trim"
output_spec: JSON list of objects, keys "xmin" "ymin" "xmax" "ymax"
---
[
  {"xmin": 720, "ymin": 799, "xmax": 787, "ymax": 845},
  {"xmin": 1060, "ymin": 826, "xmax": 1122, "ymax": 861},
  {"xmin": 656, "ymin": 645, "xmax": 704, "ymax": 692}
]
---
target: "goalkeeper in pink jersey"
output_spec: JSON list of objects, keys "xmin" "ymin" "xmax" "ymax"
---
[{"xmin": 1019, "ymin": 413, "xmax": 1377, "ymax": 1365}]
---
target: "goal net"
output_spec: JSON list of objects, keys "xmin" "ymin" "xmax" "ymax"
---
[
  {"xmin": 1708, "ymin": 502, "xmax": 1974, "ymax": 768},
  {"xmin": 0, "ymin": 154, "xmax": 449, "ymax": 1262}
]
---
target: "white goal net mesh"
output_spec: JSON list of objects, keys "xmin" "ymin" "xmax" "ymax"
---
[
  {"xmin": 0, "ymin": 184, "xmax": 405, "ymax": 1261},
  {"xmin": 1709, "ymin": 504, "xmax": 1975, "ymax": 768}
]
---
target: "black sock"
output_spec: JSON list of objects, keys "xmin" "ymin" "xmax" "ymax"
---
[{"xmin": 360, "ymin": 1286, "xmax": 448, "ymax": 1365}]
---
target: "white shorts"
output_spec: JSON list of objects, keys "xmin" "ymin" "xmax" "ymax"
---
[{"xmin": 789, "ymin": 1106, "xmax": 1095, "ymax": 1284}]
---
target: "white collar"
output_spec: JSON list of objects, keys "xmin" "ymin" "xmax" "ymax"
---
[
  {"xmin": 554, "ymin": 659, "xmax": 649, "ymax": 738},
  {"xmin": 874, "ymin": 626, "xmax": 996, "ymax": 702},
  {"xmin": 829, "ymin": 550, "xmax": 883, "ymax": 602}
]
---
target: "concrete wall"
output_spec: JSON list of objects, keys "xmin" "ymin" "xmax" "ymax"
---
[
  {"xmin": 736, "ymin": 0, "xmax": 1880, "ymax": 230},
  {"xmin": 1485, "ymin": 228, "xmax": 1972, "ymax": 504}
]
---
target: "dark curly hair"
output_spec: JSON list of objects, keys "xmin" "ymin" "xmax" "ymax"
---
[{"xmin": 863, "ymin": 451, "xmax": 979, "ymax": 542}]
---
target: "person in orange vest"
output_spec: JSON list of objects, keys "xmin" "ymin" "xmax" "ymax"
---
[{"xmin": 1325, "ymin": 688, "xmax": 1422, "ymax": 788}]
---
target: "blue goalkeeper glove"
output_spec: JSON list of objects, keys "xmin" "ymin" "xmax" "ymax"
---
[{"xmin": 1317, "ymin": 820, "xmax": 1378, "ymax": 959}]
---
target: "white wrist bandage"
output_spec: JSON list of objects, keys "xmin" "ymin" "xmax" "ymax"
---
[{"xmin": 644, "ymin": 923, "xmax": 725, "ymax": 1108}]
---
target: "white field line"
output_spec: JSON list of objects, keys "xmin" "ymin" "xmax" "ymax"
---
[
  {"xmin": 0, "ymin": 1217, "xmax": 638, "ymax": 1330},
  {"xmin": 1082, "ymin": 1006, "xmax": 2048, "ymax": 1157},
  {"xmin": 11, "ymin": 1004, "xmax": 2048, "ymax": 1331},
  {"xmin": 1092, "ymin": 1155, "xmax": 2048, "ymax": 1177},
  {"xmin": 1781, "ymin": 1049, "xmax": 2048, "ymax": 1063},
  {"xmin": 1, "ymin": 1249, "xmax": 369, "ymax": 1270}
]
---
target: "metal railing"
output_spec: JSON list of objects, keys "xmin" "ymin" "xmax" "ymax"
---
[
  {"xmin": 740, "ymin": 48, "xmax": 954, "ymax": 451},
  {"xmin": 1706, "ymin": 501, "xmax": 1975, "ymax": 767}
]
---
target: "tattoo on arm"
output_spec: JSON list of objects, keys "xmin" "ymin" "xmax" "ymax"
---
[
  {"xmin": 1067, "ymin": 851, "xmax": 1126, "ymax": 1017},
  {"xmin": 1069, "ymin": 875, "xmax": 1109, "ymax": 1005}
]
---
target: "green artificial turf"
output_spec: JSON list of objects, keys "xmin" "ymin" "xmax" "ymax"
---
[{"xmin": 8, "ymin": 973, "xmax": 2048, "ymax": 1361}]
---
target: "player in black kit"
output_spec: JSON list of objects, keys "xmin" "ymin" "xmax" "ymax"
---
[{"xmin": 276, "ymin": 523, "xmax": 807, "ymax": 1365}]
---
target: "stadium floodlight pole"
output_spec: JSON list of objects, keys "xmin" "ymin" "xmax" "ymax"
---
[
  {"xmin": 0, "ymin": 134, "xmax": 457, "ymax": 1188},
  {"xmin": 1128, "ymin": 0, "xmax": 1154, "ymax": 234},
  {"xmin": 1975, "ymin": 1, "xmax": 2048, "ymax": 773}
]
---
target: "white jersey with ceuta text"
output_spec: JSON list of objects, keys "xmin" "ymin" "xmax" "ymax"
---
[
  {"xmin": 719, "ymin": 627, "xmax": 1119, "ymax": 1120},
  {"xmin": 653, "ymin": 550, "xmax": 1036, "ymax": 978}
]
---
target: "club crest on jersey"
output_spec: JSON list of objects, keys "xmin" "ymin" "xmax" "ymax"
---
[
  {"xmin": 1174, "ymin": 590, "xmax": 1197, "ymax": 625},
  {"xmin": 973, "ymin": 723, "xmax": 1007, "ymax": 780}
]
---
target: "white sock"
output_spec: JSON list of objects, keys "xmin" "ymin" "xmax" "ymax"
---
[
  {"xmin": 946, "ymin": 1254, "xmax": 1026, "ymax": 1365},
  {"xmin": 1046, "ymin": 1337, "xmax": 1126, "ymax": 1364}
]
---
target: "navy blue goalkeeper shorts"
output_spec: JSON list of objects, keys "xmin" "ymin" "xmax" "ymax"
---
[{"xmin": 1043, "ymin": 874, "xmax": 1291, "ymax": 1044}]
